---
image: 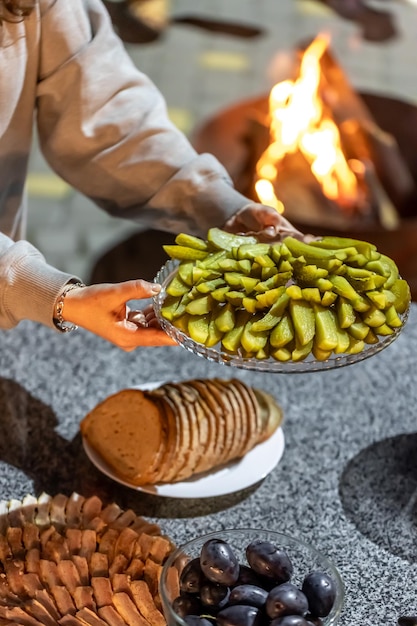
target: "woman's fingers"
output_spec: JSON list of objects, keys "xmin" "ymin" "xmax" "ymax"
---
[
  {"xmin": 115, "ymin": 322, "xmax": 177, "ymax": 351},
  {"xmin": 223, "ymin": 203, "xmax": 304, "ymax": 240},
  {"xmin": 60, "ymin": 280, "xmax": 177, "ymax": 349},
  {"xmin": 116, "ymin": 279, "xmax": 161, "ymax": 301}
]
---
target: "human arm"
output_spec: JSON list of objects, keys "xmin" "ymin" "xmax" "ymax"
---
[
  {"xmin": 0, "ymin": 233, "xmax": 80, "ymax": 330},
  {"xmin": 0, "ymin": 234, "xmax": 174, "ymax": 349},
  {"xmin": 35, "ymin": 0, "xmax": 300, "ymax": 240},
  {"xmin": 55, "ymin": 281, "xmax": 176, "ymax": 351},
  {"xmin": 1, "ymin": 0, "xmax": 301, "ymax": 338}
]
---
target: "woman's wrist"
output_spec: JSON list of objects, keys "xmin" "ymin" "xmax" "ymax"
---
[{"xmin": 53, "ymin": 282, "xmax": 86, "ymax": 333}]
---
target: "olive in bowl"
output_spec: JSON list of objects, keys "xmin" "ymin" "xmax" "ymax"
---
[{"xmin": 160, "ymin": 529, "xmax": 344, "ymax": 626}]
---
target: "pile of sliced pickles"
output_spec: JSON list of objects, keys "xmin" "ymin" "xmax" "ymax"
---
[{"xmin": 159, "ymin": 228, "xmax": 410, "ymax": 363}]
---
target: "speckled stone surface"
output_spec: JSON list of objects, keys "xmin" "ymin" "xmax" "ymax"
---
[{"xmin": 0, "ymin": 306, "xmax": 416, "ymax": 625}]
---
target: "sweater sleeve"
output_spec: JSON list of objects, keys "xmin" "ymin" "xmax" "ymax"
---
[
  {"xmin": 35, "ymin": 0, "xmax": 252, "ymax": 238},
  {"xmin": 0, "ymin": 233, "xmax": 80, "ymax": 330}
]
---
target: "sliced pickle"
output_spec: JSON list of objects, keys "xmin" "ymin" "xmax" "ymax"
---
[
  {"xmin": 161, "ymin": 229, "xmax": 409, "ymax": 363},
  {"xmin": 289, "ymin": 300, "xmax": 316, "ymax": 347},
  {"xmin": 207, "ymin": 227, "xmax": 257, "ymax": 250},
  {"xmin": 174, "ymin": 233, "xmax": 208, "ymax": 251},
  {"xmin": 163, "ymin": 245, "xmax": 208, "ymax": 261}
]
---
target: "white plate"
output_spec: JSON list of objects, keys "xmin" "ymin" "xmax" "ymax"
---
[{"xmin": 82, "ymin": 381, "xmax": 285, "ymax": 499}]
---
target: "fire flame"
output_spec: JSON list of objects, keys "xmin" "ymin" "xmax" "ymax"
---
[{"xmin": 255, "ymin": 35, "xmax": 359, "ymax": 213}]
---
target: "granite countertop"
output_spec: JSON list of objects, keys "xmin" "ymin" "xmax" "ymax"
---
[{"xmin": 0, "ymin": 306, "xmax": 416, "ymax": 626}]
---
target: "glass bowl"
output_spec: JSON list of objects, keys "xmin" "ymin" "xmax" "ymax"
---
[
  {"xmin": 153, "ymin": 258, "xmax": 409, "ymax": 374},
  {"xmin": 160, "ymin": 528, "xmax": 345, "ymax": 626}
]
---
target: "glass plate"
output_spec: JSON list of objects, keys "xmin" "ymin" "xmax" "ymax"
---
[
  {"xmin": 153, "ymin": 258, "xmax": 410, "ymax": 374},
  {"xmin": 82, "ymin": 382, "xmax": 285, "ymax": 498}
]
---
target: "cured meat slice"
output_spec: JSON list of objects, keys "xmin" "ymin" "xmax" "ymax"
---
[
  {"xmin": 123, "ymin": 559, "xmax": 143, "ymax": 581},
  {"xmin": 111, "ymin": 593, "xmax": 149, "ymax": 626},
  {"xmin": 90, "ymin": 577, "xmax": 112, "ymax": 608},
  {"xmin": 88, "ymin": 554, "xmax": 108, "ymax": 579},
  {"xmin": 99, "ymin": 505, "xmax": 122, "ymax": 527},
  {"xmin": 65, "ymin": 495, "xmax": 85, "ymax": 529},
  {"xmin": 71, "ymin": 556, "xmax": 89, "ymax": 586},
  {"xmin": 108, "ymin": 511, "xmax": 137, "ymax": 531},
  {"xmin": 130, "ymin": 581, "xmax": 165, "ymax": 626},
  {"xmin": 6, "ymin": 527, "xmax": 24, "ymax": 558},
  {"xmin": 97, "ymin": 605, "xmax": 128, "ymax": 626},
  {"xmin": 56, "ymin": 560, "xmax": 82, "ymax": 594},
  {"xmin": 35, "ymin": 493, "xmax": 52, "ymax": 529},
  {"xmin": 79, "ymin": 531, "xmax": 97, "ymax": 563},
  {"xmin": 0, "ymin": 573, "xmax": 20, "ymax": 606},
  {"xmin": 129, "ymin": 521, "xmax": 160, "ymax": 537},
  {"xmin": 20, "ymin": 496, "xmax": 39, "ymax": 525},
  {"xmin": 40, "ymin": 527, "xmax": 57, "ymax": 550},
  {"xmin": 4, "ymin": 605, "xmax": 45, "ymax": 625},
  {"xmin": 25, "ymin": 548, "xmax": 41, "ymax": 575},
  {"xmin": 8, "ymin": 499, "xmax": 27, "ymax": 528},
  {"xmin": 43, "ymin": 531, "xmax": 70, "ymax": 563},
  {"xmin": 110, "ymin": 575, "xmax": 130, "ymax": 596},
  {"xmin": 4, "ymin": 560, "xmax": 25, "ymax": 595},
  {"xmin": 0, "ymin": 536, "xmax": 12, "ymax": 563},
  {"xmin": 81, "ymin": 499, "xmax": 103, "ymax": 529},
  {"xmin": 108, "ymin": 555, "xmax": 129, "ymax": 579},
  {"xmin": 58, "ymin": 614, "xmax": 85, "ymax": 625},
  {"xmin": 75, "ymin": 607, "xmax": 108, "ymax": 626},
  {"xmin": 73, "ymin": 587, "xmax": 96, "ymax": 612},
  {"xmin": 50, "ymin": 495, "xmax": 69, "ymax": 531},
  {"xmin": 33, "ymin": 588, "xmax": 61, "ymax": 621},
  {"xmin": 51, "ymin": 586, "xmax": 76, "ymax": 617},
  {"xmin": 142, "ymin": 560, "xmax": 162, "ymax": 608},
  {"xmin": 113, "ymin": 529, "xmax": 138, "ymax": 562},
  {"xmin": 84, "ymin": 518, "xmax": 106, "ymax": 535},
  {"xmin": 66, "ymin": 530, "xmax": 82, "ymax": 556},
  {"xmin": 135, "ymin": 534, "xmax": 171, "ymax": 564},
  {"xmin": 0, "ymin": 494, "xmax": 173, "ymax": 626},
  {"xmin": 24, "ymin": 598, "xmax": 60, "ymax": 626},
  {"xmin": 21, "ymin": 573, "xmax": 43, "ymax": 596},
  {"xmin": 40, "ymin": 560, "xmax": 61, "ymax": 589},
  {"xmin": 0, "ymin": 502, "xmax": 8, "ymax": 536},
  {"xmin": 97, "ymin": 530, "xmax": 119, "ymax": 563},
  {"xmin": 23, "ymin": 525, "xmax": 40, "ymax": 552}
]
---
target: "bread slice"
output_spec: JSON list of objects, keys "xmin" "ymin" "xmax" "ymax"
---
[
  {"xmin": 212, "ymin": 378, "xmax": 244, "ymax": 462},
  {"xmin": 205, "ymin": 379, "xmax": 235, "ymax": 465},
  {"xmin": 159, "ymin": 384, "xmax": 194, "ymax": 481},
  {"xmin": 170, "ymin": 382, "xmax": 209, "ymax": 476},
  {"xmin": 81, "ymin": 380, "xmax": 284, "ymax": 486},
  {"xmin": 80, "ymin": 389, "xmax": 164, "ymax": 485},
  {"xmin": 191, "ymin": 379, "xmax": 227, "ymax": 465},
  {"xmin": 253, "ymin": 388, "xmax": 284, "ymax": 441},
  {"xmin": 148, "ymin": 394, "xmax": 178, "ymax": 484},
  {"xmin": 228, "ymin": 379, "xmax": 254, "ymax": 457},
  {"xmin": 231, "ymin": 378, "xmax": 262, "ymax": 454},
  {"xmin": 154, "ymin": 388, "xmax": 184, "ymax": 482}
]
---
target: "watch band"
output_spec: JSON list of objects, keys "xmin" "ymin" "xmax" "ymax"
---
[{"xmin": 53, "ymin": 282, "xmax": 86, "ymax": 333}]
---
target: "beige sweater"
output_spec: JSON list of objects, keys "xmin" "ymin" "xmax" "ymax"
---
[{"xmin": 0, "ymin": 0, "xmax": 252, "ymax": 330}]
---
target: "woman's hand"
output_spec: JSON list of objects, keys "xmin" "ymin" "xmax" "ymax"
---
[
  {"xmin": 60, "ymin": 280, "xmax": 176, "ymax": 351},
  {"xmin": 223, "ymin": 203, "xmax": 305, "ymax": 241}
]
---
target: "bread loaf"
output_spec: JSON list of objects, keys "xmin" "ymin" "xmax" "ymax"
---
[{"xmin": 80, "ymin": 378, "xmax": 283, "ymax": 485}]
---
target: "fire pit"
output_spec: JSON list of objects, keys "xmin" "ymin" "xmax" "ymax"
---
[{"xmin": 192, "ymin": 39, "xmax": 417, "ymax": 299}]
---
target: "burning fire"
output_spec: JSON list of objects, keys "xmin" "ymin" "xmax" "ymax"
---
[{"xmin": 255, "ymin": 35, "xmax": 360, "ymax": 213}]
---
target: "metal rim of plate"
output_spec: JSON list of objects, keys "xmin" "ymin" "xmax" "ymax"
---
[{"xmin": 153, "ymin": 258, "xmax": 410, "ymax": 374}]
